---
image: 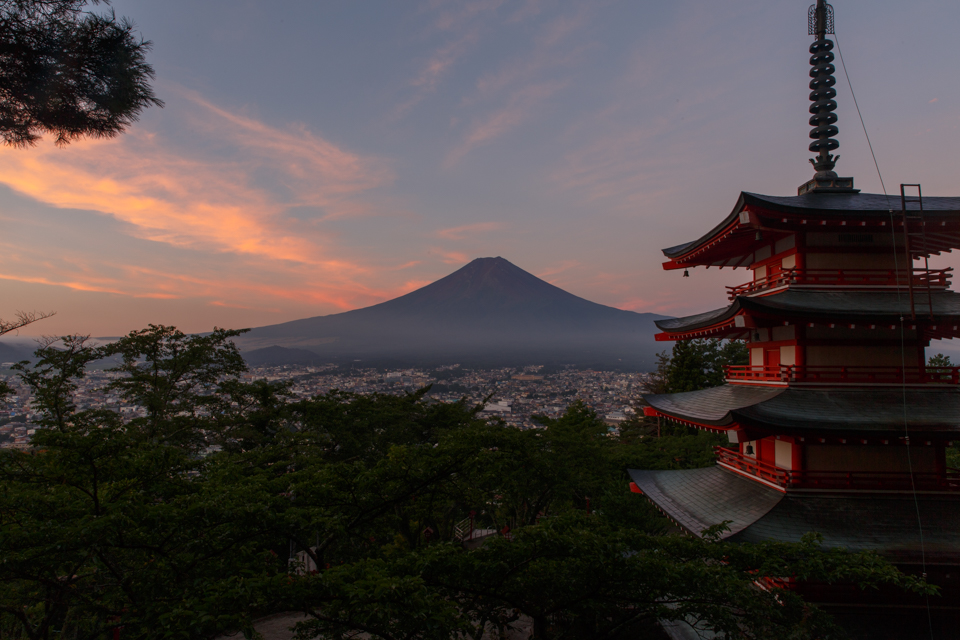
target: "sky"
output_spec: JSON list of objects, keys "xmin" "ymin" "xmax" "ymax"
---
[{"xmin": 1, "ymin": 0, "xmax": 959, "ymax": 343}]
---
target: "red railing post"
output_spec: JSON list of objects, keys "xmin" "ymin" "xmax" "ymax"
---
[
  {"xmin": 716, "ymin": 447, "xmax": 960, "ymax": 492},
  {"xmin": 727, "ymin": 267, "xmax": 951, "ymax": 300},
  {"xmin": 727, "ymin": 364, "xmax": 960, "ymax": 385}
]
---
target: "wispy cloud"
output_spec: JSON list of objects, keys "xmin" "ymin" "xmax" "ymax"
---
[
  {"xmin": 0, "ymin": 271, "xmax": 129, "ymax": 296},
  {"xmin": 429, "ymin": 248, "xmax": 470, "ymax": 264},
  {"xmin": 0, "ymin": 233, "xmax": 425, "ymax": 318},
  {"xmin": 387, "ymin": 260, "xmax": 423, "ymax": 271},
  {"xmin": 545, "ymin": 11, "xmax": 743, "ymax": 210},
  {"xmin": 444, "ymin": 8, "xmax": 589, "ymax": 164},
  {"xmin": 393, "ymin": 0, "xmax": 523, "ymax": 120},
  {"xmin": 534, "ymin": 9, "xmax": 585, "ymax": 48},
  {"xmin": 412, "ymin": 32, "xmax": 480, "ymax": 92},
  {"xmin": 447, "ymin": 80, "xmax": 567, "ymax": 164},
  {"xmin": 0, "ymin": 89, "xmax": 394, "ymax": 266},
  {"xmin": 535, "ymin": 260, "xmax": 579, "ymax": 280},
  {"xmin": 393, "ymin": 29, "xmax": 481, "ymax": 118}
]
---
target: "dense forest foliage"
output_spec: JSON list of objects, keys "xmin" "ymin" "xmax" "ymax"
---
[{"xmin": 0, "ymin": 328, "xmax": 930, "ymax": 640}]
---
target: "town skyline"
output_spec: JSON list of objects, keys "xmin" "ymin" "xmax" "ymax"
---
[{"xmin": 0, "ymin": 0, "xmax": 958, "ymax": 339}]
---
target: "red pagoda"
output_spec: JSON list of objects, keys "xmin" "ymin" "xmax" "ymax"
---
[{"xmin": 630, "ymin": 2, "xmax": 960, "ymax": 637}]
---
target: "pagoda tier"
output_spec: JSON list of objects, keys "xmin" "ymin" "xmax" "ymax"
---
[
  {"xmin": 655, "ymin": 289, "xmax": 960, "ymax": 343},
  {"xmin": 662, "ymin": 191, "xmax": 960, "ymax": 271},
  {"xmin": 642, "ymin": 385, "xmax": 960, "ymax": 492},
  {"xmin": 628, "ymin": 466, "xmax": 960, "ymax": 564},
  {"xmin": 628, "ymin": 467, "xmax": 960, "ymax": 623},
  {"xmin": 628, "ymin": 466, "xmax": 960, "ymax": 623},
  {"xmin": 643, "ymin": 385, "xmax": 960, "ymax": 438}
]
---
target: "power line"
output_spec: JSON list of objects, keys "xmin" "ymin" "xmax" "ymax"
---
[{"xmin": 834, "ymin": 31, "xmax": 934, "ymax": 640}]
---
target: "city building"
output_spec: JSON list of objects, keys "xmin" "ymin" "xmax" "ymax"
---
[{"xmin": 630, "ymin": 2, "xmax": 960, "ymax": 635}]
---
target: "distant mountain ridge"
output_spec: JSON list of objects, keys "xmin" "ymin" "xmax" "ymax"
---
[{"xmin": 236, "ymin": 257, "xmax": 668, "ymax": 369}]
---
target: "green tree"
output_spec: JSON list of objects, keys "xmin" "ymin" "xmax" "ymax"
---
[
  {"xmin": 664, "ymin": 338, "xmax": 747, "ymax": 393},
  {"xmin": 0, "ymin": 0, "xmax": 162, "ymax": 146},
  {"xmin": 927, "ymin": 353, "xmax": 952, "ymax": 368},
  {"xmin": 398, "ymin": 516, "xmax": 923, "ymax": 640},
  {"xmin": 0, "ymin": 327, "xmax": 935, "ymax": 640},
  {"xmin": 622, "ymin": 339, "xmax": 747, "ymax": 441},
  {"xmin": 1, "ymin": 328, "xmax": 289, "ymax": 640},
  {"xmin": 101, "ymin": 325, "xmax": 253, "ymax": 450}
]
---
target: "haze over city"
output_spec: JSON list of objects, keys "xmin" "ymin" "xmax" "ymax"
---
[{"xmin": 0, "ymin": 0, "xmax": 958, "ymax": 339}]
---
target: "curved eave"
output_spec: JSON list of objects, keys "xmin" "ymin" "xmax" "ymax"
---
[
  {"xmin": 727, "ymin": 492, "xmax": 960, "ymax": 563},
  {"xmin": 628, "ymin": 467, "xmax": 784, "ymax": 538},
  {"xmin": 655, "ymin": 291, "xmax": 960, "ymax": 339},
  {"xmin": 661, "ymin": 191, "xmax": 960, "ymax": 270},
  {"xmin": 643, "ymin": 385, "xmax": 786, "ymax": 429},
  {"xmin": 654, "ymin": 301, "xmax": 740, "ymax": 333},
  {"xmin": 733, "ymin": 387, "xmax": 960, "ymax": 438},
  {"xmin": 630, "ymin": 467, "xmax": 960, "ymax": 560},
  {"xmin": 738, "ymin": 290, "xmax": 960, "ymax": 324},
  {"xmin": 645, "ymin": 385, "xmax": 960, "ymax": 439},
  {"xmin": 662, "ymin": 193, "xmax": 747, "ymax": 261}
]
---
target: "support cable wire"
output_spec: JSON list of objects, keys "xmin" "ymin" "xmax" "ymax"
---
[{"xmin": 835, "ymin": 33, "xmax": 933, "ymax": 638}]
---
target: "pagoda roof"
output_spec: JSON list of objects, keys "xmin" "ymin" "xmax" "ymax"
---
[
  {"xmin": 627, "ymin": 466, "xmax": 782, "ymax": 537},
  {"xmin": 642, "ymin": 384, "xmax": 783, "ymax": 427},
  {"xmin": 628, "ymin": 466, "xmax": 960, "ymax": 563},
  {"xmin": 655, "ymin": 289, "xmax": 960, "ymax": 336},
  {"xmin": 742, "ymin": 191, "xmax": 960, "ymax": 216},
  {"xmin": 662, "ymin": 191, "xmax": 960, "ymax": 269},
  {"xmin": 643, "ymin": 385, "xmax": 960, "ymax": 437}
]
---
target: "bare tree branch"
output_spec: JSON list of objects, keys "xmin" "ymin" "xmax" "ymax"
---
[{"xmin": 0, "ymin": 310, "xmax": 55, "ymax": 336}]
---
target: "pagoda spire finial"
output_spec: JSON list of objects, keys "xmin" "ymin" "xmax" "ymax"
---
[
  {"xmin": 798, "ymin": 1, "xmax": 857, "ymax": 195},
  {"xmin": 808, "ymin": 1, "xmax": 838, "ymax": 176}
]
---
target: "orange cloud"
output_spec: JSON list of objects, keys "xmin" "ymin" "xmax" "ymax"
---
[
  {"xmin": 0, "ymin": 224, "xmax": 410, "ymax": 317},
  {"xmin": 0, "ymin": 89, "xmax": 394, "ymax": 266},
  {"xmin": 388, "ymin": 260, "xmax": 423, "ymax": 271},
  {"xmin": 0, "ymin": 271, "xmax": 129, "ymax": 296},
  {"xmin": 209, "ymin": 300, "xmax": 282, "ymax": 312}
]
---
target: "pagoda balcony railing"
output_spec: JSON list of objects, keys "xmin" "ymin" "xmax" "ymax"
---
[
  {"xmin": 726, "ymin": 267, "xmax": 952, "ymax": 300},
  {"xmin": 725, "ymin": 364, "xmax": 960, "ymax": 385},
  {"xmin": 715, "ymin": 447, "xmax": 960, "ymax": 492}
]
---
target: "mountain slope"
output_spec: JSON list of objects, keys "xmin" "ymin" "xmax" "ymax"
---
[{"xmin": 238, "ymin": 257, "xmax": 668, "ymax": 369}]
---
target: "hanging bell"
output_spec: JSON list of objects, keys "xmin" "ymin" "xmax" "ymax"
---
[
  {"xmin": 755, "ymin": 230, "xmax": 763, "ymax": 241},
  {"xmin": 683, "ymin": 269, "xmax": 690, "ymax": 278}
]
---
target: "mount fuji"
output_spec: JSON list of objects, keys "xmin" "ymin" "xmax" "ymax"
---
[{"xmin": 236, "ymin": 257, "xmax": 668, "ymax": 369}]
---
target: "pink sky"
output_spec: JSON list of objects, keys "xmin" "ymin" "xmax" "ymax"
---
[{"xmin": 0, "ymin": 0, "xmax": 958, "ymax": 346}]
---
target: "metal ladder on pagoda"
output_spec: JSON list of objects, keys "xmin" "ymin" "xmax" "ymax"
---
[{"xmin": 900, "ymin": 183, "xmax": 934, "ymax": 321}]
